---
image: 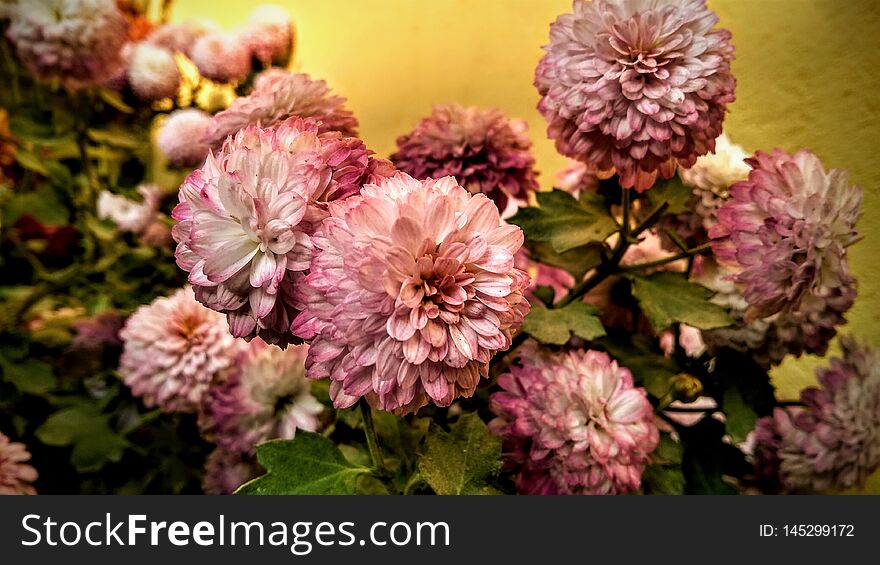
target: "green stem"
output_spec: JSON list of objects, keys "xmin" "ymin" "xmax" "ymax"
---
[
  {"xmin": 359, "ymin": 399, "xmax": 389, "ymax": 476},
  {"xmin": 618, "ymin": 242, "xmax": 712, "ymax": 272}
]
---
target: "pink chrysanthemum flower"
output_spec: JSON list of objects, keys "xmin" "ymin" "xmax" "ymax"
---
[
  {"xmin": 189, "ymin": 31, "xmax": 252, "ymax": 84},
  {"xmin": 126, "ymin": 42, "xmax": 180, "ymax": 101},
  {"xmin": 0, "ymin": 432, "xmax": 38, "ymax": 495},
  {"xmin": 202, "ymin": 71, "xmax": 359, "ymax": 149},
  {"xmin": 119, "ymin": 287, "xmax": 241, "ymax": 413},
  {"xmin": 242, "ymin": 4, "xmax": 293, "ymax": 66},
  {"xmin": 556, "ymin": 159, "xmax": 601, "ymax": 197},
  {"xmin": 96, "ymin": 184, "xmax": 162, "ymax": 235},
  {"xmin": 751, "ymin": 337, "xmax": 880, "ymax": 493},
  {"xmin": 202, "ymin": 447, "xmax": 262, "ymax": 495},
  {"xmin": 535, "ymin": 0, "xmax": 735, "ymax": 191},
  {"xmin": 71, "ymin": 311, "xmax": 125, "ymax": 350},
  {"xmin": 710, "ymin": 149, "xmax": 861, "ymax": 323},
  {"xmin": 200, "ymin": 340, "xmax": 322, "ymax": 455},
  {"xmin": 172, "ymin": 117, "xmax": 371, "ymax": 346},
  {"xmin": 158, "ymin": 108, "xmax": 213, "ymax": 167},
  {"xmin": 145, "ymin": 19, "xmax": 216, "ymax": 58},
  {"xmin": 292, "ymin": 172, "xmax": 530, "ymax": 415},
  {"xmin": 391, "ymin": 104, "xmax": 539, "ymax": 213},
  {"xmin": 490, "ymin": 344, "xmax": 659, "ymax": 494},
  {"xmin": 6, "ymin": 0, "xmax": 128, "ymax": 90},
  {"xmin": 679, "ymin": 133, "xmax": 749, "ymax": 233}
]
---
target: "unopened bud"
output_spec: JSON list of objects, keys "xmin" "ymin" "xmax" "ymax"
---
[{"xmin": 671, "ymin": 373, "xmax": 703, "ymax": 403}]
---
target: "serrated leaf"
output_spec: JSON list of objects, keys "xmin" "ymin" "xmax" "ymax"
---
[
  {"xmin": 35, "ymin": 406, "xmax": 128, "ymax": 472},
  {"xmin": 523, "ymin": 301, "xmax": 605, "ymax": 345},
  {"xmin": 418, "ymin": 413, "xmax": 501, "ymax": 495},
  {"xmin": 236, "ymin": 434, "xmax": 371, "ymax": 495},
  {"xmin": 524, "ymin": 240, "xmax": 605, "ymax": 279},
  {"xmin": 0, "ymin": 356, "xmax": 55, "ymax": 395},
  {"xmin": 509, "ymin": 189, "xmax": 618, "ymax": 253},
  {"xmin": 630, "ymin": 272, "xmax": 733, "ymax": 331},
  {"xmin": 646, "ymin": 174, "xmax": 694, "ymax": 215},
  {"xmin": 598, "ymin": 335, "xmax": 678, "ymax": 398}
]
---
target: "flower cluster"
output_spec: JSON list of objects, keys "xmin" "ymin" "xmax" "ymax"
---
[
  {"xmin": 709, "ymin": 149, "xmax": 861, "ymax": 358},
  {"xmin": 535, "ymin": 0, "xmax": 735, "ymax": 191},
  {"xmin": 172, "ymin": 117, "xmax": 372, "ymax": 346},
  {"xmin": 119, "ymin": 287, "xmax": 241, "ymax": 413},
  {"xmin": 200, "ymin": 340, "xmax": 322, "ymax": 455},
  {"xmin": 6, "ymin": 0, "xmax": 129, "ymax": 90},
  {"xmin": 490, "ymin": 344, "xmax": 658, "ymax": 494},
  {"xmin": 0, "ymin": 432, "xmax": 37, "ymax": 495},
  {"xmin": 292, "ymin": 173, "xmax": 530, "ymax": 414},
  {"xmin": 751, "ymin": 337, "xmax": 880, "ymax": 492},
  {"xmin": 201, "ymin": 71, "xmax": 359, "ymax": 150},
  {"xmin": 201, "ymin": 447, "xmax": 263, "ymax": 495},
  {"xmin": 391, "ymin": 104, "xmax": 539, "ymax": 213}
]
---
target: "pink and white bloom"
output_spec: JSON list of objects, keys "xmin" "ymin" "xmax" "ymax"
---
[
  {"xmin": 146, "ymin": 19, "xmax": 217, "ymax": 58},
  {"xmin": 292, "ymin": 172, "xmax": 530, "ymax": 415},
  {"xmin": 6, "ymin": 0, "xmax": 128, "ymax": 90},
  {"xmin": 391, "ymin": 104, "xmax": 539, "ymax": 213},
  {"xmin": 172, "ymin": 118, "xmax": 371, "ymax": 346},
  {"xmin": 535, "ymin": 0, "xmax": 735, "ymax": 191},
  {"xmin": 202, "ymin": 71, "xmax": 358, "ymax": 150},
  {"xmin": 751, "ymin": 337, "xmax": 880, "ymax": 492},
  {"xmin": 242, "ymin": 4, "xmax": 293, "ymax": 65},
  {"xmin": 0, "ymin": 432, "xmax": 37, "ymax": 495},
  {"xmin": 119, "ymin": 287, "xmax": 241, "ymax": 413},
  {"xmin": 127, "ymin": 42, "xmax": 180, "ymax": 101},
  {"xmin": 200, "ymin": 340, "xmax": 322, "ymax": 455},
  {"xmin": 189, "ymin": 31, "xmax": 252, "ymax": 83},
  {"xmin": 97, "ymin": 184, "xmax": 163, "ymax": 235},
  {"xmin": 710, "ymin": 149, "xmax": 860, "ymax": 323},
  {"xmin": 490, "ymin": 344, "xmax": 659, "ymax": 494},
  {"xmin": 679, "ymin": 133, "xmax": 749, "ymax": 233},
  {"xmin": 158, "ymin": 108, "xmax": 213, "ymax": 167}
]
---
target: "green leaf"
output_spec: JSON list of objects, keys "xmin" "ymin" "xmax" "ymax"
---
[
  {"xmin": 236, "ymin": 434, "xmax": 371, "ymax": 495},
  {"xmin": 2, "ymin": 184, "xmax": 69, "ymax": 225},
  {"xmin": 88, "ymin": 127, "xmax": 147, "ymax": 150},
  {"xmin": 35, "ymin": 406, "xmax": 128, "ymax": 472},
  {"xmin": 509, "ymin": 189, "xmax": 618, "ymax": 253},
  {"xmin": 418, "ymin": 413, "xmax": 501, "ymax": 495},
  {"xmin": 643, "ymin": 465, "xmax": 685, "ymax": 495},
  {"xmin": 523, "ymin": 301, "xmax": 605, "ymax": 345},
  {"xmin": 630, "ymin": 272, "xmax": 733, "ymax": 331},
  {"xmin": 646, "ymin": 174, "xmax": 694, "ymax": 215},
  {"xmin": 721, "ymin": 389, "xmax": 757, "ymax": 445},
  {"xmin": 0, "ymin": 356, "xmax": 55, "ymax": 395},
  {"xmin": 598, "ymin": 335, "xmax": 678, "ymax": 398},
  {"xmin": 524, "ymin": 240, "xmax": 605, "ymax": 279},
  {"xmin": 97, "ymin": 88, "xmax": 134, "ymax": 114}
]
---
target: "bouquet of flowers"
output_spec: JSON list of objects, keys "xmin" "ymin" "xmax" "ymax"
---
[{"xmin": 0, "ymin": 0, "xmax": 875, "ymax": 496}]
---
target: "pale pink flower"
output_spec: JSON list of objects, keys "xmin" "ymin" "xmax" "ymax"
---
[
  {"xmin": 127, "ymin": 42, "xmax": 180, "ymax": 101},
  {"xmin": 0, "ymin": 432, "xmax": 37, "ymax": 495},
  {"xmin": 490, "ymin": 344, "xmax": 659, "ymax": 494},
  {"xmin": 242, "ymin": 4, "xmax": 293, "ymax": 65},
  {"xmin": 158, "ymin": 108, "xmax": 213, "ymax": 167},
  {"xmin": 391, "ymin": 104, "xmax": 539, "ymax": 212},
  {"xmin": 146, "ymin": 20, "xmax": 217, "ymax": 58},
  {"xmin": 556, "ymin": 159, "xmax": 601, "ymax": 197},
  {"xmin": 172, "ymin": 118, "xmax": 371, "ymax": 346},
  {"xmin": 202, "ymin": 447, "xmax": 262, "ymax": 495},
  {"xmin": 190, "ymin": 31, "xmax": 252, "ymax": 83},
  {"xmin": 6, "ymin": 0, "xmax": 128, "ymax": 90},
  {"xmin": 119, "ymin": 287, "xmax": 242, "ymax": 413},
  {"xmin": 96, "ymin": 184, "xmax": 163, "ymax": 235},
  {"xmin": 752, "ymin": 337, "xmax": 880, "ymax": 492},
  {"xmin": 535, "ymin": 0, "xmax": 735, "ymax": 191},
  {"xmin": 292, "ymin": 172, "xmax": 530, "ymax": 415},
  {"xmin": 202, "ymin": 71, "xmax": 358, "ymax": 149},
  {"xmin": 200, "ymin": 340, "xmax": 322, "ymax": 455},
  {"xmin": 71, "ymin": 311, "xmax": 125, "ymax": 350},
  {"xmin": 679, "ymin": 133, "xmax": 749, "ymax": 233}
]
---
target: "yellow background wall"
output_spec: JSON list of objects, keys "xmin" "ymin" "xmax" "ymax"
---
[{"xmin": 171, "ymin": 0, "xmax": 879, "ymax": 420}]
